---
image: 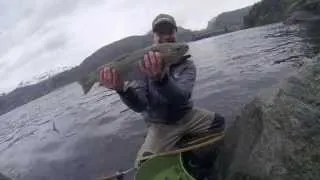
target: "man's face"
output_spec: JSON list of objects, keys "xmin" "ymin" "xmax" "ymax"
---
[
  {"xmin": 153, "ymin": 32, "xmax": 176, "ymax": 44},
  {"xmin": 153, "ymin": 22, "xmax": 177, "ymax": 44}
]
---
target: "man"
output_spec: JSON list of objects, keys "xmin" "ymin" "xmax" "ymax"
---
[{"xmin": 99, "ymin": 14, "xmax": 225, "ymax": 178}]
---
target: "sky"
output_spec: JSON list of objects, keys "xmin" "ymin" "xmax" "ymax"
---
[{"xmin": 0, "ymin": 0, "xmax": 261, "ymax": 93}]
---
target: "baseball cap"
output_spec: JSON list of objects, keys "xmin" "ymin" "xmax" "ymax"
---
[{"xmin": 152, "ymin": 14, "xmax": 177, "ymax": 33}]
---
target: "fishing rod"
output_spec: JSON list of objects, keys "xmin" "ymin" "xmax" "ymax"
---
[{"xmin": 99, "ymin": 167, "xmax": 136, "ymax": 180}]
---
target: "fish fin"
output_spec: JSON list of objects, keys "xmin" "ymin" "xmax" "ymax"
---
[{"xmin": 77, "ymin": 72, "xmax": 98, "ymax": 95}]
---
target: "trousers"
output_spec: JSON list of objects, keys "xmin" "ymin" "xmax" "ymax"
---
[{"xmin": 135, "ymin": 107, "xmax": 225, "ymax": 168}]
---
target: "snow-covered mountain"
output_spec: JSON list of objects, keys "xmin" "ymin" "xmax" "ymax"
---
[{"xmin": 16, "ymin": 66, "xmax": 73, "ymax": 88}]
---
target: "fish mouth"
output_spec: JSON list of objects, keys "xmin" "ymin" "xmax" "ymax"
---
[{"xmin": 177, "ymin": 44, "xmax": 189, "ymax": 55}]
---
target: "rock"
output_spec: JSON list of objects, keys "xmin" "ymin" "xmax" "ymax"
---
[{"xmin": 219, "ymin": 55, "xmax": 320, "ymax": 180}]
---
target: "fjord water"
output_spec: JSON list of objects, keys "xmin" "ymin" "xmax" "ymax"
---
[{"xmin": 0, "ymin": 23, "xmax": 319, "ymax": 180}]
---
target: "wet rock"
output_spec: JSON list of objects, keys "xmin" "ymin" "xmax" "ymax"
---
[{"xmin": 219, "ymin": 55, "xmax": 320, "ymax": 180}]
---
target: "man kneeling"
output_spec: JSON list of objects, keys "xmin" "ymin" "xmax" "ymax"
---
[{"xmin": 99, "ymin": 14, "xmax": 225, "ymax": 179}]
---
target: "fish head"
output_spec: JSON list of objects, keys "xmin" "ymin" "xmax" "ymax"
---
[{"xmin": 153, "ymin": 43, "xmax": 189, "ymax": 61}]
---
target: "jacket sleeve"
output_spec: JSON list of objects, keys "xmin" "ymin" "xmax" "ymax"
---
[
  {"xmin": 117, "ymin": 80, "xmax": 148, "ymax": 112},
  {"xmin": 153, "ymin": 60, "xmax": 196, "ymax": 103}
]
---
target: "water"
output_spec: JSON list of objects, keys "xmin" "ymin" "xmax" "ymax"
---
[{"xmin": 0, "ymin": 23, "xmax": 320, "ymax": 180}]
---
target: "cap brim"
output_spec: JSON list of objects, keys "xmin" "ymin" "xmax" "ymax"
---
[
  {"xmin": 152, "ymin": 20, "xmax": 177, "ymax": 32},
  {"xmin": 154, "ymin": 17, "xmax": 173, "ymax": 24}
]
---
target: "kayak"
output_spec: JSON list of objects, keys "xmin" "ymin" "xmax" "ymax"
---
[{"xmin": 135, "ymin": 153, "xmax": 195, "ymax": 180}]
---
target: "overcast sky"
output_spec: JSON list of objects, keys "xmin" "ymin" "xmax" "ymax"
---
[{"xmin": 0, "ymin": 0, "xmax": 261, "ymax": 93}]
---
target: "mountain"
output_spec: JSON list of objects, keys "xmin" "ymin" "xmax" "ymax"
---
[
  {"xmin": 0, "ymin": 34, "xmax": 160, "ymax": 116},
  {"xmin": 191, "ymin": 6, "xmax": 252, "ymax": 41},
  {"xmin": 0, "ymin": 7, "xmax": 254, "ymax": 116},
  {"xmin": 243, "ymin": 0, "xmax": 320, "ymax": 28},
  {"xmin": 16, "ymin": 66, "xmax": 73, "ymax": 89},
  {"xmin": 0, "ymin": 173, "xmax": 11, "ymax": 180},
  {"xmin": 207, "ymin": 6, "xmax": 252, "ymax": 32}
]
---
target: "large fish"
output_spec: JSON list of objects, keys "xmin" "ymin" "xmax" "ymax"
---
[{"xmin": 78, "ymin": 42, "xmax": 190, "ymax": 94}]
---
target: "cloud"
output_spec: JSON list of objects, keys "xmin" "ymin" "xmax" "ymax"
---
[{"xmin": 0, "ymin": 0, "xmax": 260, "ymax": 93}]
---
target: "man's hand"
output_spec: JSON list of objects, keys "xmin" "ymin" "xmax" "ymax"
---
[
  {"xmin": 139, "ymin": 51, "xmax": 165, "ymax": 81},
  {"xmin": 99, "ymin": 66, "xmax": 124, "ymax": 92}
]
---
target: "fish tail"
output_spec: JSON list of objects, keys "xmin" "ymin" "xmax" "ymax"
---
[{"xmin": 77, "ymin": 71, "xmax": 98, "ymax": 94}]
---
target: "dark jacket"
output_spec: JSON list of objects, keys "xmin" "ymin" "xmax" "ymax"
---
[{"xmin": 117, "ymin": 56, "xmax": 196, "ymax": 124}]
